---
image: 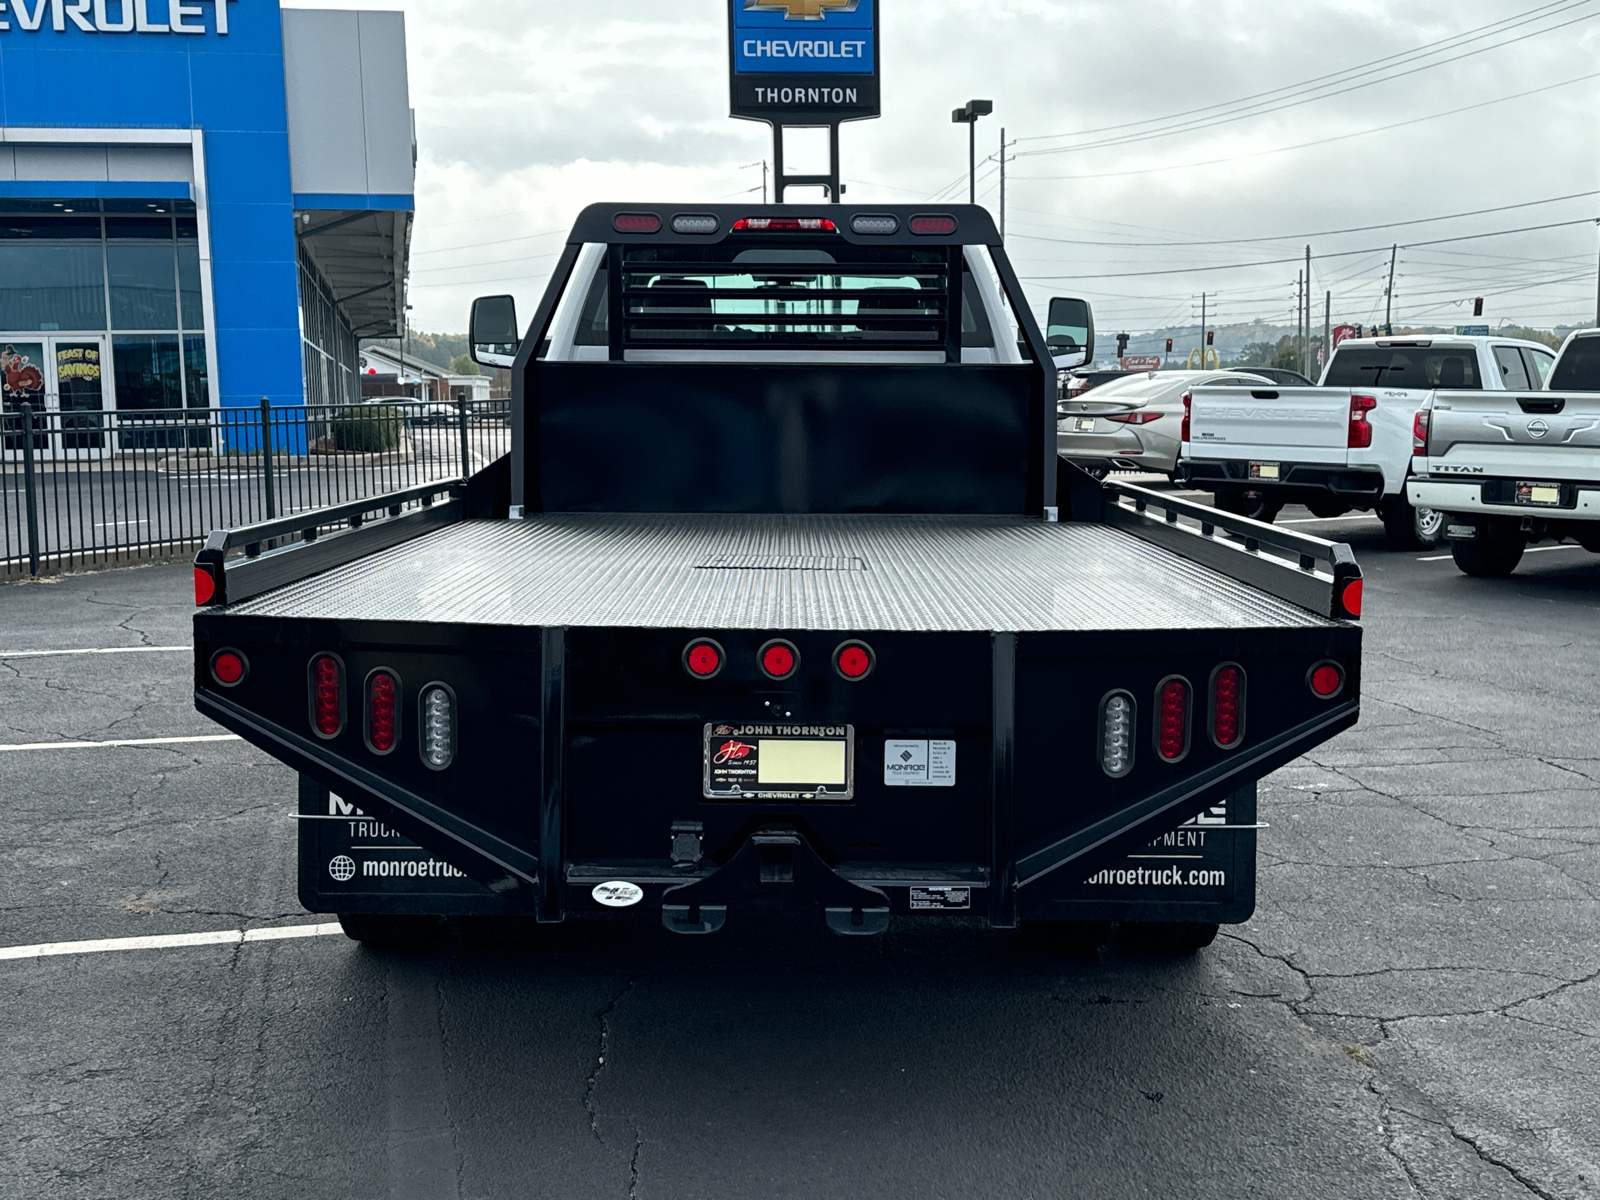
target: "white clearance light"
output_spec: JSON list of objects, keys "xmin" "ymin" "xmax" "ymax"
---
[
  {"xmin": 672, "ymin": 214, "xmax": 719, "ymax": 235},
  {"xmin": 850, "ymin": 214, "xmax": 899, "ymax": 235},
  {"xmin": 1100, "ymin": 691, "xmax": 1135, "ymax": 778},
  {"xmin": 420, "ymin": 684, "xmax": 455, "ymax": 770}
]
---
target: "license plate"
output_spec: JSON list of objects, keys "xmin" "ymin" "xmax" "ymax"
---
[
  {"xmin": 1249, "ymin": 461, "xmax": 1280, "ymax": 481},
  {"xmin": 1515, "ymin": 481, "xmax": 1562, "ymax": 507},
  {"xmin": 1075, "ymin": 417, "xmax": 1096, "ymax": 432},
  {"xmin": 703, "ymin": 722, "xmax": 855, "ymax": 801}
]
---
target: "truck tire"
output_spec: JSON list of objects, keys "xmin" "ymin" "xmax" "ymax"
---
[
  {"xmin": 1119, "ymin": 920, "xmax": 1220, "ymax": 955},
  {"xmin": 1214, "ymin": 489, "xmax": 1282, "ymax": 523},
  {"xmin": 1305, "ymin": 495, "xmax": 1351, "ymax": 520},
  {"xmin": 1380, "ymin": 494, "xmax": 1443, "ymax": 550},
  {"xmin": 1020, "ymin": 919, "xmax": 1112, "ymax": 954},
  {"xmin": 337, "ymin": 913, "xmax": 445, "ymax": 946},
  {"xmin": 1451, "ymin": 528, "xmax": 1526, "ymax": 577}
]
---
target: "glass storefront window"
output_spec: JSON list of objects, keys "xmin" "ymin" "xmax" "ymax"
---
[
  {"xmin": 177, "ymin": 243, "xmax": 203, "ymax": 330},
  {"xmin": 0, "ymin": 244, "xmax": 107, "ymax": 331},
  {"xmin": 112, "ymin": 334, "xmax": 183, "ymax": 410},
  {"xmin": 183, "ymin": 334, "xmax": 208, "ymax": 409},
  {"xmin": 108, "ymin": 243, "xmax": 179, "ymax": 331}
]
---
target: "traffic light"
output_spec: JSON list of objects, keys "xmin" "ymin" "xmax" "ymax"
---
[
  {"xmin": 1116, "ymin": 332, "xmax": 1130, "ymax": 357},
  {"xmin": 1206, "ymin": 330, "xmax": 1215, "ymax": 346},
  {"xmin": 1165, "ymin": 337, "xmax": 1174, "ymax": 353},
  {"xmin": 1473, "ymin": 297, "xmax": 1484, "ymax": 317}
]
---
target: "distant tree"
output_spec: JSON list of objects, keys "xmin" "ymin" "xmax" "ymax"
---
[
  {"xmin": 449, "ymin": 354, "xmax": 480, "ymax": 376},
  {"xmin": 1230, "ymin": 341, "xmax": 1279, "ymax": 366},
  {"xmin": 1497, "ymin": 326, "xmax": 1562, "ymax": 350}
]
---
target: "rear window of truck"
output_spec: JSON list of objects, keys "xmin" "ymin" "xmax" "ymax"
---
[
  {"xmin": 1548, "ymin": 336, "xmax": 1600, "ymax": 391},
  {"xmin": 1323, "ymin": 347, "xmax": 1481, "ymax": 389}
]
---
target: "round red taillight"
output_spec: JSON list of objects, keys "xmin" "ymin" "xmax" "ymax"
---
[
  {"xmin": 1340, "ymin": 578, "xmax": 1364, "ymax": 618},
  {"xmin": 310, "ymin": 654, "xmax": 344, "ymax": 737},
  {"xmin": 210, "ymin": 649, "xmax": 246, "ymax": 687},
  {"xmin": 759, "ymin": 639, "xmax": 799, "ymax": 681},
  {"xmin": 1310, "ymin": 663, "xmax": 1345, "ymax": 699},
  {"xmin": 683, "ymin": 639, "xmax": 723, "ymax": 679},
  {"xmin": 367, "ymin": 670, "xmax": 399, "ymax": 754},
  {"xmin": 194, "ymin": 566, "xmax": 216, "ymax": 606},
  {"xmin": 834, "ymin": 641, "xmax": 874, "ymax": 681}
]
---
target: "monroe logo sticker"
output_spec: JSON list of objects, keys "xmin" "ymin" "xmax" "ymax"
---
[{"xmin": 592, "ymin": 882, "xmax": 644, "ymax": 908}]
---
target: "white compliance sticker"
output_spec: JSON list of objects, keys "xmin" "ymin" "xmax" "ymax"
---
[
  {"xmin": 592, "ymin": 881, "xmax": 644, "ymax": 908},
  {"xmin": 883, "ymin": 739, "xmax": 956, "ymax": 787}
]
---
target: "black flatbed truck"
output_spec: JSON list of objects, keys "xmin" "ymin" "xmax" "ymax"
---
[{"xmin": 193, "ymin": 204, "xmax": 1363, "ymax": 951}]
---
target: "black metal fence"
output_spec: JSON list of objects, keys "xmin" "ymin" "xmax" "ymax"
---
[{"xmin": 1, "ymin": 397, "xmax": 510, "ymax": 578}]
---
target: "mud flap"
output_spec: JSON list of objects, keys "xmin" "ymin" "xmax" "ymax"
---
[{"xmin": 661, "ymin": 830, "xmax": 890, "ymax": 937}]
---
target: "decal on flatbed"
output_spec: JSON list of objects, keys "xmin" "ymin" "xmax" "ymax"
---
[{"xmin": 910, "ymin": 886, "xmax": 970, "ymax": 911}]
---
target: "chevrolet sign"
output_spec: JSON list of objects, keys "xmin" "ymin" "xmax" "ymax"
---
[{"xmin": 729, "ymin": 0, "xmax": 879, "ymax": 122}]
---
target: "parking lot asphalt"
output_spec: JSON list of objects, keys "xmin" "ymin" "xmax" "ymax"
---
[{"xmin": 1, "ymin": 505, "xmax": 1597, "ymax": 1200}]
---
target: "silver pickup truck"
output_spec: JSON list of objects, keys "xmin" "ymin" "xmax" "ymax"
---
[{"xmin": 1408, "ymin": 329, "xmax": 1600, "ymax": 576}]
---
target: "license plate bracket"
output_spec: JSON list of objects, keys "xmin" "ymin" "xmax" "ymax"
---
[
  {"xmin": 703, "ymin": 722, "xmax": 855, "ymax": 801},
  {"xmin": 1514, "ymin": 481, "xmax": 1563, "ymax": 507},
  {"xmin": 1075, "ymin": 417, "xmax": 1096, "ymax": 432},
  {"xmin": 1249, "ymin": 461, "xmax": 1280, "ymax": 481}
]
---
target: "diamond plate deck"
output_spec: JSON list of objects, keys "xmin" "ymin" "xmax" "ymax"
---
[{"xmin": 224, "ymin": 514, "xmax": 1335, "ymax": 632}]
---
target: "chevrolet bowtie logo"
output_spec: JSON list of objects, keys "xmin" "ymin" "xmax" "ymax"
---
[{"xmin": 744, "ymin": 0, "xmax": 859, "ymax": 19}]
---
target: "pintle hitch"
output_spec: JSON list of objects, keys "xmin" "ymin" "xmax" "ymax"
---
[{"xmin": 661, "ymin": 830, "xmax": 889, "ymax": 937}]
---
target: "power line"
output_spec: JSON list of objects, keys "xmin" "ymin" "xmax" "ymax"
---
[{"xmin": 1016, "ymin": 0, "xmax": 1595, "ymax": 156}]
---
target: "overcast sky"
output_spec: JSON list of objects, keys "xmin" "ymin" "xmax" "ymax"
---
[{"xmin": 288, "ymin": 0, "xmax": 1600, "ymax": 347}]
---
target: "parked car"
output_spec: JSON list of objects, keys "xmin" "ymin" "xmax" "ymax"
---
[
  {"xmin": 1177, "ymin": 335, "xmax": 1557, "ymax": 548},
  {"xmin": 1057, "ymin": 370, "xmax": 1275, "ymax": 477},
  {"xmin": 1061, "ymin": 368, "xmax": 1134, "ymax": 400},
  {"xmin": 1408, "ymin": 328, "xmax": 1600, "ymax": 575}
]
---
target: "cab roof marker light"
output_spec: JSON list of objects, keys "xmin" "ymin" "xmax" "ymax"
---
[
  {"xmin": 1099, "ymin": 691, "xmax": 1135, "ymax": 778},
  {"xmin": 613, "ymin": 212, "xmax": 662, "ymax": 234},
  {"xmin": 850, "ymin": 214, "xmax": 899, "ymax": 235},
  {"xmin": 671, "ymin": 213, "xmax": 719, "ymax": 235},
  {"xmin": 419, "ymin": 683, "xmax": 456, "ymax": 771},
  {"xmin": 909, "ymin": 214, "xmax": 958, "ymax": 235},
  {"xmin": 733, "ymin": 217, "xmax": 838, "ymax": 232}
]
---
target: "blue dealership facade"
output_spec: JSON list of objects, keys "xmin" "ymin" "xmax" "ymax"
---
[{"xmin": 0, "ymin": 0, "xmax": 411, "ymax": 438}]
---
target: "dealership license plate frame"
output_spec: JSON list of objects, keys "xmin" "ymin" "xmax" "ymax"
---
[
  {"xmin": 703, "ymin": 722, "xmax": 856, "ymax": 802},
  {"xmin": 1075, "ymin": 417, "xmax": 1096, "ymax": 432},
  {"xmin": 1514, "ymin": 481, "xmax": 1563, "ymax": 507},
  {"xmin": 1249, "ymin": 461, "xmax": 1280, "ymax": 481}
]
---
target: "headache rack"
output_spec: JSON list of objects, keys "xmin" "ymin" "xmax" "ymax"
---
[{"xmin": 609, "ymin": 244, "xmax": 965, "ymax": 360}]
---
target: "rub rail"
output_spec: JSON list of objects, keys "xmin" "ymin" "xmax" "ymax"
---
[{"xmin": 1101, "ymin": 480, "xmax": 1363, "ymax": 621}]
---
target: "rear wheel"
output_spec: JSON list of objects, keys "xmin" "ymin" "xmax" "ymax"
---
[
  {"xmin": 1380, "ymin": 493, "xmax": 1443, "ymax": 550},
  {"xmin": 1020, "ymin": 919, "xmax": 1112, "ymax": 954},
  {"xmin": 1214, "ymin": 488, "xmax": 1282, "ymax": 523},
  {"xmin": 1305, "ymin": 495, "xmax": 1351, "ymax": 520},
  {"xmin": 337, "ymin": 913, "xmax": 446, "ymax": 947},
  {"xmin": 1451, "ymin": 527, "xmax": 1526, "ymax": 577},
  {"xmin": 1119, "ymin": 921, "xmax": 1220, "ymax": 956}
]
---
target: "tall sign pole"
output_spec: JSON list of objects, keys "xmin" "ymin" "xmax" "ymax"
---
[{"xmin": 728, "ymin": 0, "xmax": 881, "ymax": 203}]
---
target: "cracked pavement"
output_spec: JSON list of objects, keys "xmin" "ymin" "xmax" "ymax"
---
[{"xmin": 1, "ymin": 515, "xmax": 1597, "ymax": 1199}]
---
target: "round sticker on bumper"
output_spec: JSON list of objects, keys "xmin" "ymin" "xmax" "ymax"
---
[{"xmin": 592, "ymin": 881, "xmax": 644, "ymax": 908}]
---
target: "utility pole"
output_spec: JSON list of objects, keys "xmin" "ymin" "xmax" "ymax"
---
[
  {"xmin": 999, "ymin": 127, "xmax": 1006, "ymax": 240},
  {"xmin": 762, "ymin": 160, "xmax": 768, "ymax": 204},
  {"xmin": 1296, "ymin": 271, "xmax": 1303, "ymax": 376},
  {"xmin": 1199, "ymin": 292, "xmax": 1206, "ymax": 364},
  {"xmin": 1323, "ymin": 290, "xmax": 1331, "ymax": 381},
  {"xmin": 1593, "ymin": 219, "xmax": 1599, "ymax": 327},
  {"xmin": 1303, "ymin": 245, "xmax": 1312, "ymax": 379},
  {"xmin": 1384, "ymin": 243, "xmax": 1397, "ymax": 335}
]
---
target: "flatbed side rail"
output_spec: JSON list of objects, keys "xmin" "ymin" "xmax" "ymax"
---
[
  {"xmin": 1101, "ymin": 480, "xmax": 1363, "ymax": 621},
  {"xmin": 194, "ymin": 478, "xmax": 464, "ymax": 608}
]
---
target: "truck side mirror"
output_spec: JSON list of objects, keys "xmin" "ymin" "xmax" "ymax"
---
[
  {"xmin": 1046, "ymin": 297, "xmax": 1094, "ymax": 370},
  {"xmin": 470, "ymin": 295, "xmax": 520, "ymax": 369}
]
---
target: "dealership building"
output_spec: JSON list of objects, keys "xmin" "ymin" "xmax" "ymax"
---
[{"xmin": 0, "ymin": 0, "xmax": 412, "ymax": 443}]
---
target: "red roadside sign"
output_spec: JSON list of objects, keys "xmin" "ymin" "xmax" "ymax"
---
[
  {"xmin": 1120, "ymin": 355, "xmax": 1163, "ymax": 372},
  {"xmin": 1332, "ymin": 324, "xmax": 1361, "ymax": 347}
]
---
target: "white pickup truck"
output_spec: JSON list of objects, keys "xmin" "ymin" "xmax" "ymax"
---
[
  {"xmin": 1408, "ymin": 328, "xmax": 1600, "ymax": 576},
  {"xmin": 1176, "ymin": 335, "xmax": 1557, "ymax": 549}
]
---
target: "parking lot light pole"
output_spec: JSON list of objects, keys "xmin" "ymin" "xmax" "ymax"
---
[{"xmin": 951, "ymin": 99, "xmax": 993, "ymax": 204}]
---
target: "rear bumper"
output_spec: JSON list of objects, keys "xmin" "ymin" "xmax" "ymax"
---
[
  {"xmin": 1056, "ymin": 426, "xmax": 1153, "ymax": 471},
  {"xmin": 1178, "ymin": 458, "xmax": 1385, "ymax": 499},
  {"xmin": 1408, "ymin": 477, "xmax": 1600, "ymax": 523}
]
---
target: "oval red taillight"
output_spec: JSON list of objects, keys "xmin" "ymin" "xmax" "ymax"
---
[
  {"xmin": 1156, "ymin": 677, "xmax": 1190, "ymax": 762},
  {"xmin": 834, "ymin": 641, "xmax": 874, "ymax": 680},
  {"xmin": 613, "ymin": 212, "xmax": 661, "ymax": 234},
  {"xmin": 684, "ymin": 639, "xmax": 723, "ymax": 679},
  {"xmin": 759, "ymin": 639, "xmax": 799, "ymax": 681},
  {"xmin": 310, "ymin": 654, "xmax": 344, "ymax": 738},
  {"xmin": 909, "ymin": 214, "xmax": 958, "ymax": 236},
  {"xmin": 1212, "ymin": 666, "xmax": 1243, "ymax": 749},
  {"xmin": 367, "ymin": 670, "xmax": 399, "ymax": 754},
  {"xmin": 210, "ymin": 649, "xmax": 246, "ymax": 687}
]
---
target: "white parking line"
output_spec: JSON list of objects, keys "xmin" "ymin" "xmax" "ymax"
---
[
  {"xmin": 1419, "ymin": 544, "xmax": 1586, "ymax": 563},
  {"xmin": 0, "ymin": 922, "xmax": 343, "ymax": 962},
  {"xmin": 0, "ymin": 734, "xmax": 242, "ymax": 752},
  {"xmin": 0, "ymin": 646, "xmax": 188, "ymax": 660}
]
